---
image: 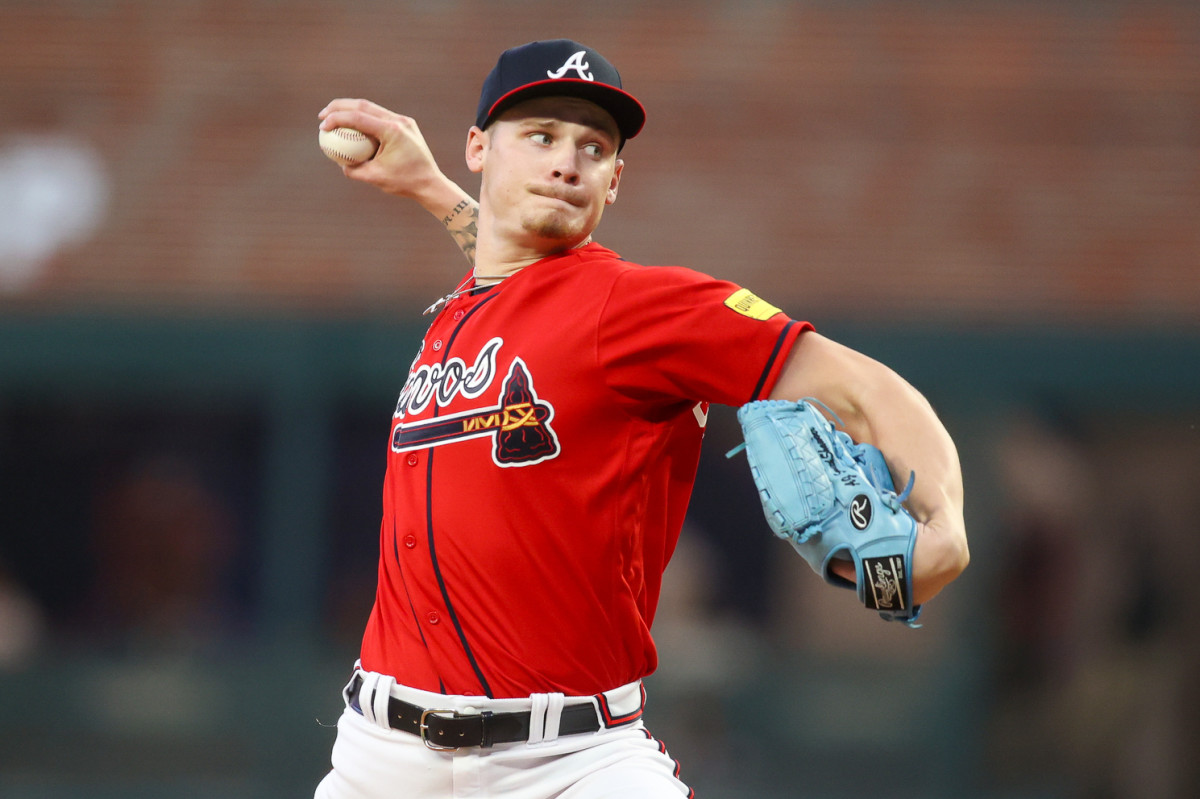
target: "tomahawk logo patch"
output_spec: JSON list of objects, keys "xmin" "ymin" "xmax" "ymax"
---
[{"xmin": 392, "ymin": 358, "xmax": 560, "ymax": 467}]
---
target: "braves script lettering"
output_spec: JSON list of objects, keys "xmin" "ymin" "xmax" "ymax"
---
[{"xmin": 395, "ymin": 337, "xmax": 503, "ymax": 417}]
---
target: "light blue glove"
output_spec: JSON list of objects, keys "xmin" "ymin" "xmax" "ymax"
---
[{"xmin": 727, "ymin": 399, "xmax": 922, "ymax": 627}]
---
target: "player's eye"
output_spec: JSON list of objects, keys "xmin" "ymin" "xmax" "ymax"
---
[
  {"xmin": 582, "ymin": 143, "xmax": 604, "ymax": 159},
  {"xmin": 530, "ymin": 132, "xmax": 552, "ymax": 145}
]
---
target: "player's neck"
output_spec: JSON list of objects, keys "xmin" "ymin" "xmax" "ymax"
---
[{"xmin": 473, "ymin": 227, "xmax": 592, "ymax": 284}]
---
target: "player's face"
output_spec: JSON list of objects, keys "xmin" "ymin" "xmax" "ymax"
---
[{"xmin": 469, "ymin": 97, "xmax": 624, "ymax": 251}]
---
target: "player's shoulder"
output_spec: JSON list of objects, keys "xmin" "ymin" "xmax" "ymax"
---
[{"xmin": 577, "ymin": 243, "xmax": 716, "ymax": 285}]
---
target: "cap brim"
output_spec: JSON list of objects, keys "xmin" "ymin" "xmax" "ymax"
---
[{"xmin": 481, "ymin": 79, "xmax": 646, "ymax": 143}]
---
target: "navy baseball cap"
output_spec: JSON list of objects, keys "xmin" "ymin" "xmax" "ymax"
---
[{"xmin": 475, "ymin": 39, "xmax": 646, "ymax": 144}]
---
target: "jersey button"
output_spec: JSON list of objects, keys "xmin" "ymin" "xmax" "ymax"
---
[
  {"xmin": 403, "ymin": 534, "xmax": 417, "ymax": 549},
  {"xmin": 406, "ymin": 453, "xmax": 419, "ymax": 467},
  {"xmin": 432, "ymin": 340, "xmax": 443, "ymax": 351},
  {"xmin": 426, "ymin": 611, "xmax": 440, "ymax": 625},
  {"xmin": 452, "ymin": 309, "xmax": 465, "ymax": 321}
]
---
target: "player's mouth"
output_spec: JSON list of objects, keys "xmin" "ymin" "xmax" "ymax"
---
[{"xmin": 529, "ymin": 187, "xmax": 586, "ymax": 208}]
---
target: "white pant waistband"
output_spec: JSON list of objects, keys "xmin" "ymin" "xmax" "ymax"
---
[{"xmin": 345, "ymin": 664, "xmax": 646, "ymax": 742}]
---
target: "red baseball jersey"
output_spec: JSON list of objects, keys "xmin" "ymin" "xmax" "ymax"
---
[{"xmin": 358, "ymin": 242, "xmax": 809, "ymax": 699}]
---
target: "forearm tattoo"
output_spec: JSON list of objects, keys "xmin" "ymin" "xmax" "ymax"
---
[{"xmin": 442, "ymin": 199, "xmax": 479, "ymax": 266}]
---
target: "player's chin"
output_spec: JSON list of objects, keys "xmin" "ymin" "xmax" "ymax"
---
[{"xmin": 522, "ymin": 213, "xmax": 592, "ymax": 248}]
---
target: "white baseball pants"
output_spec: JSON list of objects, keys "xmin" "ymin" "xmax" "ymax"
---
[{"xmin": 313, "ymin": 669, "xmax": 692, "ymax": 799}]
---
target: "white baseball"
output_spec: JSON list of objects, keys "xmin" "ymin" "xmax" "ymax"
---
[{"xmin": 319, "ymin": 127, "xmax": 379, "ymax": 166}]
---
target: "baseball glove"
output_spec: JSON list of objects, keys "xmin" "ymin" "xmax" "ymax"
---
[{"xmin": 726, "ymin": 399, "xmax": 923, "ymax": 626}]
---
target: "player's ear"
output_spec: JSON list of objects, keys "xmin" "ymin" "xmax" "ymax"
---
[
  {"xmin": 605, "ymin": 159, "xmax": 623, "ymax": 206},
  {"xmin": 466, "ymin": 126, "xmax": 487, "ymax": 174}
]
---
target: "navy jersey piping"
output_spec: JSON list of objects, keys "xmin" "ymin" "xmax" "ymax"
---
[
  {"xmin": 750, "ymin": 320, "xmax": 797, "ymax": 400},
  {"xmin": 391, "ymin": 519, "xmax": 436, "ymax": 652},
  {"xmin": 424, "ymin": 291, "xmax": 498, "ymax": 697}
]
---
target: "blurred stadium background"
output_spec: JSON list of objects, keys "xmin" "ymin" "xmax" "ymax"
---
[{"xmin": 1, "ymin": 1, "xmax": 1197, "ymax": 797}]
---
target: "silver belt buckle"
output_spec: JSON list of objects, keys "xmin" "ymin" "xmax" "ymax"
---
[{"xmin": 419, "ymin": 708, "xmax": 463, "ymax": 751}]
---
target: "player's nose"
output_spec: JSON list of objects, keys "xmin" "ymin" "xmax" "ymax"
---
[{"xmin": 549, "ymin": 149, "xmax": 581, "ymax": 184}]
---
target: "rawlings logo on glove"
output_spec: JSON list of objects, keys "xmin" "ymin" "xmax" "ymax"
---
[{"xmin": 726, "ymin": 398, "xmax": 923, "ymax": 626}]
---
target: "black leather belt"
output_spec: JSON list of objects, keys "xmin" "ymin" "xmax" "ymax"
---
[{"xmin": 347, "ymin": 674, "xmax": 604, "ymax": 750}]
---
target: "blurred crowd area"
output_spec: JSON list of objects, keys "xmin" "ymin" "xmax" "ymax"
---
[
  {"xmin": 1, "ymin": 1, "xmax": 1199, "ymax": 798},
  {"xmin": 2, "ymin": 397, "xmax": 1199, "ymax": 797}
]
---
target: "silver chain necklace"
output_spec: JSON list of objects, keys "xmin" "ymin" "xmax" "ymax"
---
[{"xmin": 422, "ymin": 273, "xmax": 511, "ymax": 316}]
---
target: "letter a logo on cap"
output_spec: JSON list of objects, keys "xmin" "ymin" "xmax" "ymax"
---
[{"xmin": 547, "ymin": 51, "xmax": 594, "ymax": 81}]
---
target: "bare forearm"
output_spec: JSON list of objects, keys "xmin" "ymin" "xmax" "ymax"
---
[
  {"xmin": 853, "ymin": 370, "xmax": 967, "ymax": 603},
  {"xmin": 439, "ymin": 196, "xmax": 479, "ymax": 267},
  {"xmin": 845, "ymin": 367, "xmax": 962, "ymax": 523},
  {"xmin": 368, "ymin": 157, "xmax": 477, "ymax": 266},
  {"xmin": 769, "ymin": 332, "xmax": 969, "ymax": 603},
  {"xmin": 379, "ymin": 167, "xmax": 477, "ymax": 266},
  {"xmin": 382, "ymin": 166, "xmax": 478, "ymax": 266},
  {"xmin": 318, "ymin": 99, "xmax": 478, "ymax": 265}
]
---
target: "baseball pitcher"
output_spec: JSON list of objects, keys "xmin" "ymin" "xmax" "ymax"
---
[{"xmin": 313, "ymin": 39, "xmax": 969, "ymax": 799}]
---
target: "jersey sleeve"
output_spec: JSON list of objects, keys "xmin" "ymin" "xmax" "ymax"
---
[{"xmin": 596, "ymin": 265, "xmax": 811, "ymax": 411}]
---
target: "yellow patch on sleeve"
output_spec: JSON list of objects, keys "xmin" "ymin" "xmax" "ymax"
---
[{"xmin": 723, "ymin": 288, "xmax": 782, "ymax": 321}]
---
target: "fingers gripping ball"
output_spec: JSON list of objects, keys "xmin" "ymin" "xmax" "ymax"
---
[
  {"xmin": 319, "ymin": 127, "xmax": 379, "ymax": 167},
  {"xmin": 727, "ymin": 399, "xmax": 923, "ymax": 626}
]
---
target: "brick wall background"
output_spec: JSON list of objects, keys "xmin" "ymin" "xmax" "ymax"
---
[
  {"xmin": 3, "ymin": 5, "xmax": 1200, "ymax": 798},
  {"xmin": 2, "ymin": 0, "xmax": 1196, "ymax": 323}
]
